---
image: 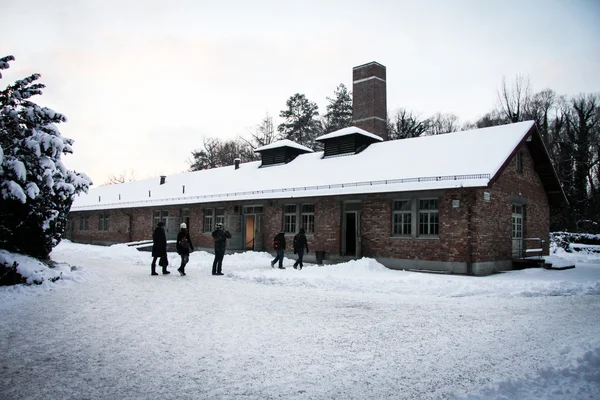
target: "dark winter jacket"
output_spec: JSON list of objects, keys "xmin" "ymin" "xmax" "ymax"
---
[
  {"xmin": 293, "ymin": 232, "xmax": 309, "ymax": 253},
  {"xmin": 152, "ymin": 226, "xmax": 167, "ymax": 257},
  {"xmin": 212, "ymin": 228, "xmax": 231, "ymax": 252},
  {"xmin": 274, "ymin": 232, "xmax": 286, "ymax": 250},
  {"xmin": 176, "ymin": 229, "xmax": 194, "ymax": 255}
]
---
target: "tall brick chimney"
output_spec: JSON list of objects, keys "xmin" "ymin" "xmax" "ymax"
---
[{"xmin": 352, "ymin": 62, "xmax": 388, "ymax": 140}]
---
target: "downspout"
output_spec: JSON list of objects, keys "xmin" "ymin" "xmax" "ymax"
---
[{"xmin": 120, "ymin": 209, "xmax": 133, "ymax": 243}]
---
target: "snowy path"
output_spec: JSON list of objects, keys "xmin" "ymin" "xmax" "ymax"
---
[{"xmin": 1, "ymin": 245, "xmax": 599, "ymax": 399}]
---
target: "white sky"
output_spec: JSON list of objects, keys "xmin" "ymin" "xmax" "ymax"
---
[
  {"xmin": 0, "ymin": 238, "xmax": 599, "ymax": 398},
  {"xmin": 1, "ymin": 0, "xmax": 599, "ymax": 186}
]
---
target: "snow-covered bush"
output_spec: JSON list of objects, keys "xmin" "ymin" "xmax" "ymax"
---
[{"xmin": 0, "ymin": 55, "xmax": 92, "ymax": 260}]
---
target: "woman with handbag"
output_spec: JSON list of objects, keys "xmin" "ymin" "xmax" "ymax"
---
[
  {"xmin": 151, "ymin": 221, "xmax": 170, "ymax": 275},
  {"xmin": 176, "ymin": 223, "xmax": 194, "ymax": 276}
]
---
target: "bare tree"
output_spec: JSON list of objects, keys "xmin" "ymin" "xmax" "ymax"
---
[
  {"xmin": 498, "ymin": 75, "xmax": 532, "ymax": 123},
  {"xmin": 104, "ymin": 169, "xmax": 138, "ymax": 185},
  {"xmin": 239, "ymin": 113, "xmax": 276, "ymax": 158},
  {"xmin": 425, "ymin": 113, "xmax": 460, "ymax": 135},
  {"xmin": 189, "ymin": 137, "xmax": 222, "ymax": 171},
  {"xmin": 387, "ymin": 109, "xmax": 429, "ymax": 140}
]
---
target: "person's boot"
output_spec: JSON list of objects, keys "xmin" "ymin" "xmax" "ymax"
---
[
  {"xmin": 151, "ymin": 265, "xmax": 158, "ymax": 276},
  {"xmin": 162, "ymin": 266, "xmax": 170, "ymax": 275},
  {"xmin": 177, "ymin": 266, "xmax": 186, "ymax": 276}
]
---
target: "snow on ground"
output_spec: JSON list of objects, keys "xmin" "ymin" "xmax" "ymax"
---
[{"xmin": 0, "ymin": 241, "xmax": 599, "ymax": 399}]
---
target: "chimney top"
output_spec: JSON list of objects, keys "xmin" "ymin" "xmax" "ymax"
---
[
  {"xmin": 352, "ymin": 61, "xmax": 388, "ymax": 140},
  {"xmin": 234, "ymin": 158, "xmax": 241, "ymax": 170},
  {"xmin": 160, "ymin": 175, "xmax": 166, "ymax": 185}
]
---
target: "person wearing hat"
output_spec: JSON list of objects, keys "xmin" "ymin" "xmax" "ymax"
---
[
  {"xmin": 176, "ymin": 222, "xmax": 194, "ymax": 276},
  {"xmin": 151, "ymin": 221, "xmax": 169, "ymax": 275},
  {"xmin": 271, "ymin": 229, "xmax": 286, "ymax": 269},
  {"xmin": 211, "ymin": 222, "xmax": 231, "ymax": 276}
]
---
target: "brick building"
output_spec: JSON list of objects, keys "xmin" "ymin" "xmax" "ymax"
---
[{"xmin": 66, "ymin": 62, "xmax": 566, "ymax": 275}]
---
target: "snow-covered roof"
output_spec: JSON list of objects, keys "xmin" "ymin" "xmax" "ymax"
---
[
  {"xmin": 315, "ymin": 126, "xmax": 383, "ymax": 142},
  {"xmin": 72, "ymin": 121, "xmax": 537, "ymax": 211},
  {"xmin": 254, "ymin": 139, "xmax": 313, "ymax": 153}
]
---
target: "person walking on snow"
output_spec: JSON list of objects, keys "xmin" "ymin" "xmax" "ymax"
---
[
  {"xmin": 293, "ymin": 228, "xmax": 309, "ymax": 270},
  {"xmin": 271, "ymin": 229, "xmax": 286, "ymax": 269},
  {"xmin": 176, "ymin": 223, "xmax": 194, "ymax": 276},
  {"xmin": 211, "ymin": 222, "xmax": 231, "ymax": 276},
  {"xmin": 151, "ymin": 221, "xmax": 169, "ymax": 275}
]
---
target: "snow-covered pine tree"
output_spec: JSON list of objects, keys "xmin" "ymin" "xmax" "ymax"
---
[
  {"xmin": 323, "ymin": 83, "xmax": 352, "ymax": 134},
  {"xmin": 0, "ymin": 55, "xmax": 92, "ymax": 259},
  {"xmin": 277, "ymin": 93, "xmax": 321, "ymax": 148}
]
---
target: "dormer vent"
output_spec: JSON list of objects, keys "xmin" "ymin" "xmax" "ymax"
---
[
  {"xmin": 316, "ymin": 126, "xmax": 383, "ymax": 157},
  {"xmin": 254, "ymin": 139, "xmax": 313, "ymax": 167}
]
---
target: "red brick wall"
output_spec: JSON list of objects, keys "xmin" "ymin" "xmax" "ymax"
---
[
  {"xmin": 67, "ymin": 143, "xmax": 549, "ymax": 269},
  {"xmin": 352, "ymin": 62, "xmax": 387, "ymax": 140},
  {"xmin": 360, "ymin": 191, "xmax": 472, "ymax": 263},
  {"xmin": 476, "ymin": 143, "xmax": 550, "ymax": 260}
]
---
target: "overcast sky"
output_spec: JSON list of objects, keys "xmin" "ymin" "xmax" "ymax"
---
[{"xmin": 2, "ymin": 0, "xmax": 599, "ymax": 186}]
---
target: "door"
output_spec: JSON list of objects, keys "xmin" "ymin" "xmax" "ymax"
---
[
  {"xmin": 227, "ymin": 214, "xmax": 243, "ymax": 250},
  {"xmin": 254, "ymin": 214, "xmax": 263, "ymax": 251},
  {"xmin": 165, "ymin": 216, "xmax": 179, "ymax": 241},
  {"xmin": 344, "ymin": 211, "xmax": 360, "ymax": 257},
  {"xmin": 512, "ymin": 205, "xmax": 523, "ymax": 258},
  {"xmin": 245, "ymin": 215, "xmax": 255, "ymax": 250}
]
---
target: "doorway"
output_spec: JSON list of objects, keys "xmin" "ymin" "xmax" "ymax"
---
[
  {"xmin": 343, "ymin": 200, "xmax": 362, "ymax": 258},
  {"xmin": 245, "ymin": 215, "xmax": 255, "ymax": 250},
  {"xmin": 512, "ymin": 204, "xmax": 523, "ymax": 258},
  {"xmin": 344, "ymin": 212, "xmax": 357, "ymax": 256}
]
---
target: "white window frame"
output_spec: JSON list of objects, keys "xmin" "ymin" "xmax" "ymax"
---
[
  {"xmin": 283, "ymin": 204, "xmax": 297, "ymax": 233},
  {"xmin": 204, "ymin": 208, "xmax": 214, "ymax": 232},
  {"xmin": 392, "ymin": 200, "xmax": 412, "ymax": 236},
  {"xmin": 418, "ymin": 199, "xmax": 439, "ymax": 236},
  {"xmin": 300, "ymin": 204, "xmax": 315, "ymax": 234},
  {"xmin": 79, "ymin": 215, "xmax": 89, "ymax": 231},
  {"xmin": 98, "ymin": 212, "xmax": 109, "ymax": 232}
]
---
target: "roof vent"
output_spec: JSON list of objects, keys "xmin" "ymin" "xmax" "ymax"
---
[
  {"xmin": 254, "ymin": 140, "xmax": 313, "ymax": 167},
  {"xmin": 234, "ymin": 158, "xmax": 241, "ymax": 170},
  {"xmin": 316, "ymin": 126, "xmax": 382, "ymax": 157},
  {"xmin": 160, "ymin": 175, "xmax": 166, "ymax": 185}
]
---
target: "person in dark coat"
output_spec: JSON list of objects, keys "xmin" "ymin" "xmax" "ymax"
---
[
  {"xmin": 176, "ymin": 222, "xmax": 194, "ymax": 276},
  {"xmin": 151, "ymin": 221, "xmax": 169, "ymax": 275},
  {"xmin": 211, "ymin": 222, "xmax": 231, "ymax": 276},
  {"xmin": 293, "ymin": 228, "xmax": 309, "ymax": 270},
  {"xmin": 271, "ymin": 229, "xmax": 286, "ymax": 269}
]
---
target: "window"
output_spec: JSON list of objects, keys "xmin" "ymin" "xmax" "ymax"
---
[
  {"xmin": 181, "ymin": 208, "xmax": 190, "ymax": 230},
  {"xmin": 301, "ymin": 204, "xmax": 314, "ymax": 234},
  {"xmin": 242, "ymin": 205, "xmax": 264, "ymax": 214},
  {"xmin": 515, "ymin": 151, "xmax": 523, "ymax": 173},
  {"xmin": 98, "ymin": 212, "xmax": 109, "ymax": 231},
  {"xmin": 418, "ymin": 199, "xmax": 439, "ymax": 236},
  {"xmin": 392, "ymin": 200, "xmax": 412, "ymax": 236},
  {"xmin": 204, "ymin": 208, "xmax": 214, "ymax": 232},
  {"xmin": 392, "ymin": 198, "xmax": 440, "ymax": 238},
  {"xmin": 283, "ymin": 204, "xmax": 297, "ymax": 233},
  {"xmin": 79, "ymin": 215, "xmax": 89, "ymax": 231},
  {"xmin": 216, "ymin": 208, "xmax": 225, "ymax": 226},
  {"xmin": 153, "ymin": 210, "xmax": 168, "ymax": 229}
]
